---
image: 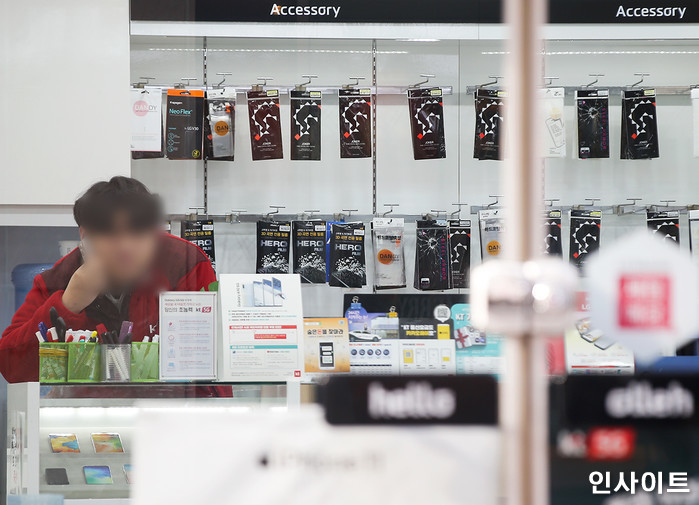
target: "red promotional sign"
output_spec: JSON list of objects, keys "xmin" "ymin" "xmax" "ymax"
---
[{"xmin": 618, "ymin": 274, "xmax": 671, "ymax": 330}]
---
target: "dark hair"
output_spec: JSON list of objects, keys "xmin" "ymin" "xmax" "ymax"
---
[{"xmin": 73, "ymin": 176, "xmax": 163, "ymax": 233}]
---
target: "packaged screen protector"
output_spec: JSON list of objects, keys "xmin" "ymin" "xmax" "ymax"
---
[
  {"xmin": 339, "ymin": 88, "xmax": 371, "ymax": 158},
  {"xmin": 290, "ymin": 90, "xmax": 321, "ymax": 160},
  {"xmin": 474, "ymin": 89, "xmax": 505, "ymax": 161},
  {"xmin": 407, "ymin": 88, "xmax": 446, "ymax": 160},
  {"xmin": 180, "ymin": 220, "xmax": 216, "ymax": 270},
  {"xmin": 478, "ymin": 209, "xmax": 504, "ymax": 261},
  {"xmin": 569, "ymin": 209, "xmax": 601, "ymax": 270},
  {"xmin": 575, "ymin": 89, "xmax": 609, "ymax": 159},
  {"xmin": 130, "ymin": 87, "xmax": 162, "ymax": 152},
  {"xmin": 448, "ymin": 220, "xmax": 471, "ymax": 289},
  {"xmin": 166, "ymin": 89, "xmax": 205, "ymax": 160},
  {"xmin": 247, "ymin": 89, "xmax": 283, "ymax": 160},
  {"xmin": 256, "ymin": 221, "xmax": 291, "ymax": 274},
  {"xmin": 621, "ymin": 89, "xmax": 659, "ymax": 160},
  {"xmin": 371, "ymin": 218, "xmax": 406, "ymax": 290},
  {"xmin": 540, "ymin": 87, "xmax": 566, "ymax": 158},
  {"xmin": 292, "ymin": 220, "xmax": 326, "ymax": 283},
  {"xmin": 206, "ymin": 88, "xmax": 235, "ymax": 161},
  {"xmin": 647, "ymin": 210, "xmax": 680, "ymax": 245},
  {"xmin": 329, "ymin": 222, "xmax": 366, "ymax": 288},
  {"xmin": 414, "ymin": 220, "xmax": 450, "ymax": 291},
  {"xmin": 543, "ymin": 210, "xmax": 563, "ymax": 256}
]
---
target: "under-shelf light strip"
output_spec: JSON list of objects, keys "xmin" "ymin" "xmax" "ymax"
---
[
  {"xmin": 148, "ymin": 48, "xmax": 408, "ymax": 54},
  {"xmin": 483, "ymin": 50, "xmax": 699, "ymax": 55}
]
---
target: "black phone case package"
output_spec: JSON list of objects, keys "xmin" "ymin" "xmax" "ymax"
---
[
  {"xmin": 371, "ymin": 218, "xmax": 406, "ymax": 290},
  {"xmin": 339, "ymin": 88, "xmax": 371, "ymax": 158},
  {"xmin": 166, "ymin": 89, "xmax": 205, "ymax": 160},
  {"xmin": 181, "ymin": 220, "xmax": 216, "ymax": 270},
  {"xmin": 205, "ymin": 88, "xmax": 235, "ymax": 161},
  {"xmin": 329, "ymin": 223, "xmax": 366, "ymax": 288},
  {"xmin": 576, "ymin": 89, "xmax": 609, "ymax": 159},
  {"xmin": 569, "ymin": 209, "xmax": 601, "ymax": 270},
  {"xmin": 647, "ymin": 210, "xmax": 680, "ymax": 245},
  {"xmin": 448, "ymin": 220, "xmax": 471, "ymax": 289},
  {"xmin": 407, "ymin": 87, "xmax": 446, "ymax": 160},
  {"xmin": 256, "ymin": 221, "xmax": 291, "ymax": 274},
  {"xmin": 292, "ymin": 220, "xmax": 327, "ymax": 283},
  {"xmin": 414, "ymin": 220, "xmax": 450, "ymax": 291},
  {"xmin": 478, "ymin": 209, "xmax": 504, "ymax": 261},
  {"xmin": 474, "ymin": 88, "xmax": 505, "ymax": 161},
  {"xmin": 290, "ymin": 90, "xmax": 321, "ymax": 161},
  {"xmin": 621, "ymin": 89, "xmax": 659, "ymax": 160},
  {"xmin": 247, "ymin": 90, "xmax": 283, "ymax": 161},
  {"xmin": 543, "ymin": 210, "xmax": 563, "ymax": 256}
]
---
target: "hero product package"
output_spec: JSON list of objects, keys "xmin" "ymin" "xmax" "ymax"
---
[
  {"xmin": 371, "ymin": 218, "xmax": 406, "ymax": 290},
  {"xmin": 414, "ymin": 220, "xmax": 450, "ymax": 291},
  {"xmin": 290, "ymin": 90, "xmax": 321, "ymax": 161},
  {"xmin": 329, "ymin": 222, "xmax": 367, "ymax": 288},
  {"xmin": 339, "ymin": 88, "xmax": 372, "ymax": 158},
  {"xmin": 407, "ymin": 88, "xmax": 446, "ymax": 160},
  {"xmin": 180, "ymin": 220, "xmax": 216, "ymax": 270},
  {"xmin": 647, "ymin": 210, "xmax": 680, "ymax": 245},
  {"xmin": 544, "ymin": 210, "xmax": 563, "ymax": 256},
  {"xmin": 541, "ymin": 87, "xmax": 566, "ymax": 158},
  {"xmin": 621, "ymin": 89, "xmax": 659, "ymax": 160},
  {"xmin": 478, "ymin": 209, "xmax": 504, "ymax": 261},
  {"xmin": 569, "ymin": 209, "xmax": 601, "ymax": 270},
  {"xmin": 166, "ymin": 89, "xmax": 205, "ymax": 160},
  {"xmin": 575, "ymin": 89, "xmax": 609, "ymax": 159},
  {"xmin": 256, "ymin": 221, "xmax": 291, "ymax": 274},
  {"xmin": 205, "ymin": 88, "xmax": 235, "ymax": 161},
  {"xmin": 474, "ymin": 88, "xmax": 505, "ymax": 161},
  {"xmin": 448, "ymin": 220, "xmax": 471, "ymax": 289},
  {"xmin": 247, "ymin": 89, "xmax": 283, "ymax": 161},
  {"xmin": 292, "ymin": 220, "xmax": 327, "ymax": 283},
  {"xmin": 130, "ymin": 87, "xmax": 162, "ymax": 153}
]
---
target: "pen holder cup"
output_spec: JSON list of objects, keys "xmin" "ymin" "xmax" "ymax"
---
[
  {"xmin": 101, "ymin": 344, "xmax": 131, "ymax": 383},
  {"xmin": 67, "ymin": 343, "xmax": 101, "ymax": 382},
  {"xmin": 39, "ymin": 343, "xmax": 68, "ymax": 383},
  {"xmin": 130, "ymin": 342, "xmax": 159, "ymax": 382}
]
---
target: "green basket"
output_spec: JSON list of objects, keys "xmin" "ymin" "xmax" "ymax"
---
[
  {"xmin": 67, "ymin": 343, "xmax": 101, "ymax": 382},
  {"xmin": 39, "ymin": 343, "xmax": 68, "ymax": 383},
  {"xmin": 130, "ymin": 342, "xmax": 159, "ymax": 382}
]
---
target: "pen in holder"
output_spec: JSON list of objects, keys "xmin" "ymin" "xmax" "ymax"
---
[
  {"xmin": 131, "ymin": 342, "xmax": 159, "ymax": 382},
  {"xmin": 67, "ymin": 343, "xmax": 101, "ymax": 382},
  {"xmin": 101, "ymin": 344, "xmax": 131, "ymax": 382},
  {"xmin": 39, "ymin": 343, "xmax": 68, "ymax": 383}
]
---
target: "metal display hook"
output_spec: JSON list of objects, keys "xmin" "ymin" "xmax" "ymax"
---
[
  {"xmin": 615, "ymin": 198, "xmax": 643, "ymax": 216},
  {"xmin": 175, "ymin": 77, "xmax": 197, "ymax": 89},
  {"xmin": 576, "ymin": 198, "xmax": 601, "ymax": 209},
  {"xmin": 216, "ymin": 72, "xmax": 233, "ymax": 87},
  {"xmin": 228, "ymin": 210, "xmax": 247, "ymax": 224},
  {"xmin": 584, "ymin": 74, "xmax": 605, "ymax": 88},
  {"xmin": 265, "ymin": 205, "xmax": 285, "ymax": 221},
  {"xmin": 479, "ymin": 75, "xmax": 503, "ymax": 88},
  {"xmin": 295, "ymin": 74, "xmax": 318, "ymax": 91},
  {"xmin": 544, "ymin": 198, "xmax": 560, "ymax": 208},
  {"xmin": 252, "ymin": 77, "xmax": 274, "ymax": 92},
  {"xmin": 487, "ymin": 195, "xmax": 503, "ymax": 208},
  {"xmin": 451, "ymin": 203, "xmax": 468, "ymax": 218},
  {"xmin": 628, "ymin": 73, "xmax": 650, "ymax": 88},
  {"xmin": 410, "ymin": 74, "xmax": 435, "ymax": 88},
  {"xmin": 187, "ymin": 206, "xmax": 207, "ymax": 220},
  {"xmin": 302, "ymin": 209, "xmax": 320, "ymax": 220},
  {"xmin": 429, "ymin": 210, "xmax": 447, "ymax": 220},
  {"xmin": 340, "ymin": 209, "xmax": 359, "ymax": 220},
  {"xmin": 544, "ymin": 76, "xmax": 560, "ymax": 87},
  {"xmin": 382, "ymin": 203, "xmax": 399, "ymax": 217},
  {"xmin": 133, "ymin": 77, "xmax": 155, "ymax": 90},
  {"xmin": 343, "ymin": 77, "xmax": 365, "ymax": 89}
]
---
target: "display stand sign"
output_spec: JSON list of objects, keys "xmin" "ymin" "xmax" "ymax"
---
[
  {"xmin": 303, "ymin": 318, "xmax": 351, "ymax": 378},
  {"xmin": 218, "ymin": 274, "xmax": 303, "ymax": 381},
  {"xmin": 159, "ymin": 291, "xmax": 217, "ymax": 381},
  {"xmin": 587, "ymin": 231, "xmax": 699, "ymax": 362}
]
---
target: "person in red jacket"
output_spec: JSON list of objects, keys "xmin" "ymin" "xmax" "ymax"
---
[{"xmin": 1, "ymin": 177, "xmax": 217, "ymax": 383}]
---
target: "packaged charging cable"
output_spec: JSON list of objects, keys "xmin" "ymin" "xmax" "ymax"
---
[
  {"xmin": 290, "ymin": 90, "xmax": 321, "ymax": 161},
  {"xmin": 180, "ymin": 220, "xmax": 216, "ymax": 270},
  {"xmin": 166, "ymin": 89, "xmax": 205, "ymax": 160},
  {"xmin": 647, "ymin": 210, "xmax": 680, "ymax": 245},
  {"xmin": 292, "ymin": 220, "xmax": 327, "ymax": 283},
  {"xmin": 543, "ymin": 210, "xmax": 563, "ymax": 256},
  {"xmin": 339, "ymin": 88, "xmax": 371, "ymax": 158},
  {"xmin": 205, "ymin": 88, "xmax": 235, "ymax": 161},
  {"xmin": 329, "ymin": 223, "xmax": 366, "ymax": 288},
  {"xmin": 569, "ymin": 209, "xmax": 601, "ymax": 270},
  {"xmin": 256, "ymin": 221, "xmax": 291, "ymax": 274},
  {"xmin": 414, "ymin": 220, "xmax": 450, "ymax": 291},
  {"xmin": 448, "ymin": 220, "xmax": 471, "ymax": 289},
  {"xmin": 478, "ymin": 209, "xmax": 504, "ymax": 261},
  {"xmin": 247, "ymin": 89, "xmax": 283, "ymax": 161},
  {"xmin": 371, "ymin": 218, "xmax": 406, "ymax": 290},
  {"xmin": 621, "ymin": 89, "xmax": 659, "ymax": 160},
  {"xmin": 576, "ymin": 89, "xmax": 609, "ymax": 159},
  {"xmin": 408, "ymin": 88, "xmax": 446, "ymax": 160},
  {"xmin": 541, "ymin": 87, "xmax": 566, "ymax": 158},
  {"xmin": 474, "ymin": 88, "xmax": 505, "ymax": 161}
]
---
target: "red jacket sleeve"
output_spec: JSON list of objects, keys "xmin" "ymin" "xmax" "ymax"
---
[
  {"xmin": 0, "ymin": 276, "xmax": 89, "ymax": 383},
  {"xmin": 174, "ymin": 258, "xmax": 217, "ymax": 291}
]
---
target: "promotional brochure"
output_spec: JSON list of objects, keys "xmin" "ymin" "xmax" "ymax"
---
[{"xmin": 303, "ymin": 318, "xmax": 351, "ymax": 376}]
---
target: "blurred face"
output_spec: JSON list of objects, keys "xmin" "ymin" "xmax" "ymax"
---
[{"xmin": 81, "ymin": 212, "xmax": 159, "ymax": 289}]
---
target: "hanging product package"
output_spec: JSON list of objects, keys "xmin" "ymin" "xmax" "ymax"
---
[
  {"xmin": 290, "ymin": 90, "xmax": 321, "ymax": 161},
  {"xmin": 693, "ymin": 89, "xmax": 699, "ymax": 158},
  {"xmin": 205, "ymin": 88, "xmax": 235, "ymax": 161},
  {"xmin": 339, "ymin": 88, "xmax": 372, "ymax": 158},
  {"xmin": 478, "ymin": 209, "xmax": 504, "ymax": 261},
  {"xmin": 371, "ymin": 218, "xmax": 406, "ymax": 290},
  {"xmin": 474, "ymin": 88, "xmax": 505, "ymax": 161},
  {"xmin": 180, "ymin": 220, "xmax": 216, "ymax": 270},
  {"xmin": 329, "ymin": 222, "xmax": 367, "ymax": 288},
  {"xmin": 540, "ymin": 87, "xmax": 566, "ymax": 158},
  {"xmin": 575, "ymin": 89, "xmax": 609, "ymax": 159},
  {"xmin": 543, "ymin": 210, "xmax": 563, "ymax": 256},
  {"xmin": 647, "ymin": 210, "xmax": 680, "ymax": 245},
  {"xmin": 407, "ymin": 87, "xmax": 446, "ymax": 160},
  {"xmin": 448, "ymin": 220, "xmax": 471, "ymax": 289},
  {"xmin": 689, "ymin": 210, "xmax": 699, "ymax": 267},
  {"xmin": 621, "ymin": 89, "xmax": 659, "ymax": 160},
  {"xmin": 166, "ymin": 89, "xmax": 205, "ymax": 160},
  {"xmin": 247, "ymin": 89, "xmax": 283, "ymax": 161},
  {"xmin": 414, "ymin": 220, "xmax": 450, "ymax": 291},
  {"xmin": 569, "ymin": 209, "xmax": 601, "ymax": 270},
  {"xmin": 292, "ymin": 220, "xmax": 327, "ymax": 283},
  {"xmin": 256, "ymin": 221, "xmax": 291, "ymax": 274},
  {"xmin": 130, "ymin": 87, "xmax": 163, "ymax": 153}
]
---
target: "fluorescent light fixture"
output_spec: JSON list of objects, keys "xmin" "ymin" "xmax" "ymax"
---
[
  {"xmin": 147, "ymin": 48, "xmax": 407, "ymax": 54},
  {"xmin": 482, "ymin": 50, "xmax": 699, "ymax": 55},
  {"xmin": 396, "ymin": 38, "xmax": 441, "ymax": 42}
]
